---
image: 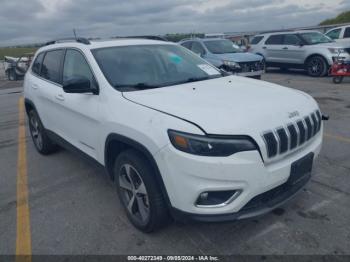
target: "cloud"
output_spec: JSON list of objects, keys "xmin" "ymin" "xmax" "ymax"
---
[{"xmin": 0, "ymin": 0, "xmax": 347, "ymax": 46}]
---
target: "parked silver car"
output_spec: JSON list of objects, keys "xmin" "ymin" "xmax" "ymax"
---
[
  {"xmin": 249, "ymin": 30, "xmax": 350, "ymax": 77},
  {"xmin": 179, "ymin": 38, "xmax": 265, "ymax": 79}
]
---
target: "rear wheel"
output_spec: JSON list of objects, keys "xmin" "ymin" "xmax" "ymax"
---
[
  {"xmin": 306, "ymin": 56, "xmax": 328, "ymax": 77},
  {"xmin": 114, "ymin": 149, "xmax": 169, "ymax": 232},
  {"xmin": 28, "ymin": 110, "xmax": 58, "ymax": 154},
  {"xmin": 6, "ymin": 69, "xmax": 17, "ymax": 81}
]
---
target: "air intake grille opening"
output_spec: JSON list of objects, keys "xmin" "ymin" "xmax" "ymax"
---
[
  {"xmin": 276, "ymin": 128, "xmax": 288, "ymax": 154},
  {"xmin": 297, "ymin": 120, "xmax": 306, "ymax": 145},
  {"xmin": 263, "ymin": 132, "xmax": 278, "ymax": 157},
  {"xmin": 262, "ymin": 110, "xmax": 321, "ymax": 158},
  {"xmin": 287, "ymin": 124, "xmax": 298, "ymax": 150}
]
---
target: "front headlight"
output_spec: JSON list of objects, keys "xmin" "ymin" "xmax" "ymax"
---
[
  {"xmin": 328, "ymin": 48, "xmax": 345, "ymax": 54},
  {"xmin": 168, "ymin": 130, "xmax": 257, "ymax": 156},
  {"xmin": 223, "ymin": 60, "xmax": 240, "ymax": 68}
]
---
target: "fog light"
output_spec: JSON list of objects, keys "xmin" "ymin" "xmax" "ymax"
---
[{"xmin": 196, "ymin": 190, "xmax": 241, "ymax": 207}]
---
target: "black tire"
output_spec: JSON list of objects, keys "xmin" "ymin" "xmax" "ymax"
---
[
  {"xmin": 306, "ymin": 56, "xmax": 328, "ymax": 77},
  {"xmin": 28, "ymin": 110, "xmax": 58, "ymax": 155},
  {"xmin": 333, "ymin": 76, "xmax": 344, "ymax": 84},
  {"xmin": 114, "ymin": 149, "xmax": 169, "ymax": 232},
  {"xmin": 6, "ymin": 69, "xmax": 17, "ymax": 81}
]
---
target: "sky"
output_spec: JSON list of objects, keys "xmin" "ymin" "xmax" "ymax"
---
[{"xmin": 0, "ymin": 0, "xmax": 349, "ymax": 46}]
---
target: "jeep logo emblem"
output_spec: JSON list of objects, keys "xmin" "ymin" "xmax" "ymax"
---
[{"xmin": 288, "ymin": 111, "xmax": 300, "ymax": 118}]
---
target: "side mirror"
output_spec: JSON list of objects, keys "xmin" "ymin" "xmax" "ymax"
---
[{"xmin": 63, "ymin": 76, "xmax": 98, "ymax": 95}]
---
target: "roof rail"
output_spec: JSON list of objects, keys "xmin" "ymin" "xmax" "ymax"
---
[
  {"xmin": 45, "ymin": 37, "xmax": 91, "ymax": 46},
  {"xmin": 121, "ymin": 35, "xmax": 168, "ymax": 41},
  {"xmin": 178, "ymin": 37, "xmax": 202, "ymax": 42}
]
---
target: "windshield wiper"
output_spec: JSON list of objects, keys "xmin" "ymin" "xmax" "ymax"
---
[
  {"xmin": 182, "ymin": 76, "xmax": 211, "ymax": 84},
  {"xmin": 114, "ymin": 83, "xmax": 161, "ymax": 90}
]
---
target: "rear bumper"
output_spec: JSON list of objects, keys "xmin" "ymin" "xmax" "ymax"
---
[{"xmin": 171, "ymin": 172, "xmax": 311, "ymax": 222}]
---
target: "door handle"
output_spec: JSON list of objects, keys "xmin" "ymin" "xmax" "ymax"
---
[
  {"xmin": 282, "ymin": 47, "xmax": 288, "ymax": 50},
  {"xmin": 31, "ymin": 83, "xmax": 39, "ymax": 89},
  {"xmin": 55, "ymin": 94, "xmax": 65, "ymax": 101},
  {"xmin": 262, "ymin": 46, "xmax": 267, "ymax": 49}
]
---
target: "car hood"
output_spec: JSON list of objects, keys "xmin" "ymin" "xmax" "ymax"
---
[
  {"xmin": 213, "ymin": 52, "xmax": 263, "ymax": 62},
  {"xmin": 123, "ymin": 76, "xmax": 318, "ymax": 136}
]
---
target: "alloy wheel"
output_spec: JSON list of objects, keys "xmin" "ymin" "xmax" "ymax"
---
[
  {"xmin": 29, "ymin": 113, "xmax": 43, "ymax": 150},
  {"xmin": 118, "ymin": 164, "xmax": 150, "ymax": 224},
  {"xmin": 308, "ymin": 57, "xmax": 324, "ymax": 76}
]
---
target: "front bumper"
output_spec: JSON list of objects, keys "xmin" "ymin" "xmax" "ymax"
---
[
  {"xmin": 171, "ymin": 170, "xmax": 310, "ymax": 222},
  {"xmin": 154, "ymin": 131, "xmax": 322, "ymax": 220},
  {"xmin": 235, "ymin": 70, "xmax": 264, "ymax": 77}
]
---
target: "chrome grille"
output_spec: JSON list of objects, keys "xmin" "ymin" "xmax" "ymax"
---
[
  {"xmin": 238, "ymin": 61, "xmax": 264, "ymax": 73},
  {"xmin": 262, "ymin": 110, "xmax": 322, "ymax": 158}
]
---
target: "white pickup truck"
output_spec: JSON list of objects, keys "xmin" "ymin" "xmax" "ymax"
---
[{"xmin": 325, "ymin": 25, "xmax": 350, "ymax": 48}]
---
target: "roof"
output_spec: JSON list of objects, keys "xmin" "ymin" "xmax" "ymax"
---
[
  {"xmin": 38, "ymin": 38, "xmax": 174, "ymax": 53},
  {"xmin": 255, "ymin": 30, "xmax": 321, "ymax": 36},
  {"xmin": 180, "ymin": 37, "xmax": 229, "ymax": 43}
]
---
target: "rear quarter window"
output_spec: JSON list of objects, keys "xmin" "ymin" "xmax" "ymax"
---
[{"xmin": 250, "ymin": 36, "xmax": 264, "ymax": 45}]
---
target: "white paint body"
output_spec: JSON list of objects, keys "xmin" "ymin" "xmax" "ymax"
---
[
  {"xmin": 325, "ymin": 25, "xmax": 350, "ymax": 47},
  {"xmin": 24, "ymin": 39, "xmax": 323, "ymax": 216}
]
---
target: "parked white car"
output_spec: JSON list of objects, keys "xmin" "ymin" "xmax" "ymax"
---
[
  {"xmin": 250, "ymin": 30, "xmax": 350, "ymax": 76},
  {"xmin": 325, "ymin": 25, "xmax": 350, "ymax": 47},
  {"xmin": 24, "ymin": 38, "xmax": 324, "ymax": 232}
]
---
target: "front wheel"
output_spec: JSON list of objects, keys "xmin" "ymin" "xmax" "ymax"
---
[
  {"xmin": 306, "ymin": 56, "xmax": 328, "ymax": 77},
  {"xmin": 114, "ymin": 149, "xmax": 169, "ymax": 232},
  {"xmin": 333, "ymin": 76, "xmax": 344, "ymax": 84}
]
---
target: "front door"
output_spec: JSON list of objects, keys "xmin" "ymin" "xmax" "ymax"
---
[{"xmin": 54, "ymin": 49, "xmax": 101, "ymax": 158}]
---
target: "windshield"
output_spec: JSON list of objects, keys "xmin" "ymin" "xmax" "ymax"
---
[
  {"xmin": 203, "ymin": 39, "xmax": 241, "ymax": 54},
  {"xmin": 299, "ymin": 32, "xmax": 333, "ymax": 45},
  {"xmin": 92, "ymin": 44, "xmax": 221, "ymax": 91}
]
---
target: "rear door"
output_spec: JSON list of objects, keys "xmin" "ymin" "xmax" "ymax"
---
[
  {"xmin": 54, "ymin": 48, "xmax": 101, "ymax": 158},
  {"xmin": 263, "ymin": 34, "xmax": 284, "ymax": 63},
  {"xmin": 33, "ymin": 49, "xmax": 65, "ymax": 132}
]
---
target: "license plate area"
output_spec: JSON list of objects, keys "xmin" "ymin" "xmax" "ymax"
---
[{"xmin": 288, "ymin": 153, "xmax": 314, "ymax": 186}]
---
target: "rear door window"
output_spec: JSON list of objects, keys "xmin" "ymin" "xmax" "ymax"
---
[
  {"xmin": 265, "ymin": 35, "xmax": 284, "ymax": 45},
  {"xmin": 251, "ymin": 36, "xmax": 264, "ymax": 45},
  {"xmin": 41, "ymin": 50, "xmax": 64, "ymax": 84},
  {"xmin": 32, "ymin": 52, "xmax": 45, "ymax": 75}
]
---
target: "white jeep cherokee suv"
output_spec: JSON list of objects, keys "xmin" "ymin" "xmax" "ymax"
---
[{"xmin": 24, "ymin": 38, "xmax": 324, "ymax": 232}]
